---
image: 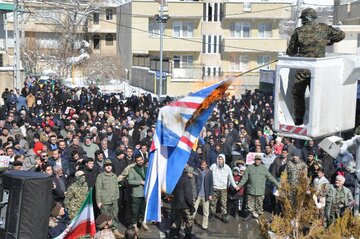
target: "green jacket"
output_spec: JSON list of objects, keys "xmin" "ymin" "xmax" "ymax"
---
[
  {"xmin": 237, "ymin": 164, "xmax": 279, "ymax": 196},
  {"xmin": 325, "ymin": 185, "xmax": 353, "ymax": 220},
  {"xmin": 128, "ymin": 165, "xmax": 147, "ymax": 198},
  {"xmin": 95, "ymin": 171, "xmax": 119, "ymax": 205}
]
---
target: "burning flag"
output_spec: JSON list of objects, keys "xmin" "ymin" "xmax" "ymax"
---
[{"xmin": 144, "ymin": 80, "xmax": 232, "ymax": 222}]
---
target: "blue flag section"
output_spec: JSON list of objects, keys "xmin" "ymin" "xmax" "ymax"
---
[{"xmin": 144, "ymin": 80, "xmax": 231, "ymax": 222}]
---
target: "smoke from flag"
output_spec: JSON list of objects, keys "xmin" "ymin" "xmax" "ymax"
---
[{"xmin": 144, "ymin": 80, "xmax": 232, "ymax": 222}]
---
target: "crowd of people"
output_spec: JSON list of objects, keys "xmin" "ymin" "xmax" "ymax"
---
[{"xmin": 0, "ymin": 76, "xmax": 359, "ymax": 239}]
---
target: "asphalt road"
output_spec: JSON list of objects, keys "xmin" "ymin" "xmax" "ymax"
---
[{"xmin": 119, "ymin": 212, "xmax": 262, "ymax": 239}]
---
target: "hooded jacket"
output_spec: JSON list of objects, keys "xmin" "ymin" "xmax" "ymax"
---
[{"xmin": 209, "ymin": 154, "xmax": 237, "ymax": 190}]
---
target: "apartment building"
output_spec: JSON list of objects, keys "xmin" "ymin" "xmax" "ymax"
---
[
  {"xmin": 2, "ymin": 0, "xmax": 119, "ymax": 81},
  {"xmin": 0, "ymin": 2, "xmax": 16, "ymax": 92},
  {"xmin": 333, "ymin": 0, "xmax": 360, "ymax": 54},
  {"xmin": 119, "ymin": 0, "xmax": 292, "ymax": 96}
]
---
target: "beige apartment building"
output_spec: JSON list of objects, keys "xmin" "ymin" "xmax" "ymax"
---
[
  {"xmin": 333, "ymin": 0, "xmax": 360, "ymax": 54},
  {"xmin": 0, "ymin": 2, "xmax": 17, "ymax": 92},
  {"xmin": 2, "ymin": 0, "xmax": 119, "ymax": 83},
  {"xmin": 119, "ymin": 0, "xmax": 292, "ymax": 96}
]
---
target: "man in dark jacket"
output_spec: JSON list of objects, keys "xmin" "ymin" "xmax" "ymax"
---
[
  {"xmin": 270, "ymin": 148, "xmax": 288, "ymax": 179},
  {"xmin": 193, "ymin": 160, "xmax": 213, "ymax": 231},
  {"xmin": 112, "ymin": 150, "xmax": 128, "ymax": 176},
  {"xmin": 169, "ymin": 167, "xmax": 196, "ymax": 239},
  {"xmin": 82, "ymin": 158, "xmax": 99, "ymax": 188}
]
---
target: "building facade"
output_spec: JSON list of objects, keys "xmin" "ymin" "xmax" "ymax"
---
[
  {"xmin": 3, "ymin": 0, "xmax": 119, "ymax": 81},
  {"xmin": 119, "ymin": 0, "xmax": 292, "ymax": 96},
  {"xmin": 333, "ymin": 0, "xmax": 360, "ymax": 54},
  {"xmin": 0, "ymin": 1, "xmax": 19, "ymax": 95}
]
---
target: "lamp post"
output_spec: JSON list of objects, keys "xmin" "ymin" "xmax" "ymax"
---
[
  {"xmin": 13, "ymin": 0, "xmax": 21, "ymax": 89},
  {"xmin": 155, "ymin": 2, "xmax": 169, "ymax": 99}
]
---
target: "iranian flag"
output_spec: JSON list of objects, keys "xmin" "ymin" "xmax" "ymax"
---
[{"xmin": 54, "ymin": 188, "xmax": 96, "ymax": 239}]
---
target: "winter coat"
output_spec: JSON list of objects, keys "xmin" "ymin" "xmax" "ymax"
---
[
  {"xmin": 172, "ymin": 172, "xmax": 194, "ymax": 210},
  {"xmin": 237, "ymin": 164, "xmax": 279, "ymax": 196},
  {"xmin": 228, "ymin": 174, "xmax": 244, "ymax": 199},
  {"xmin": 83, "ymin": 143, "xmax": 100, "ymax": 159},
  {"xmin": 194, "ymin": 168, "xmax": 213, "ymax": 201},
  {"xmin": 112, "ymin": 157, "xmax": 129, "ymax": 176},
  {"xmin": 321, "ymin": 154, "xmax": 336, "ymax": 182}
]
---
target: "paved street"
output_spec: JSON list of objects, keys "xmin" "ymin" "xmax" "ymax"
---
[{"xmin": 119, "ymin": 212, "xmax": 262, "ymax": 239}]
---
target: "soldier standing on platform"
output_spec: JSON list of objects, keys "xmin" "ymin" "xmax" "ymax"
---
[{"xmin": 286, "ymin": 8, "xmax": 345, "ymax": 125}]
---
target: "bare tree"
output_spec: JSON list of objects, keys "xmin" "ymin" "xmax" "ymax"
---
[
  {"xmin": 21, "ymin": 0, "xmax": 100, "ymax": 78},
  {"xmin": 80, "ymin": 55, "xmax": 124, "ymax": 84}
]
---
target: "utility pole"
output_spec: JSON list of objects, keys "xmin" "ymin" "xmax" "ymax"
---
[
  {"xmin": 159, "ymin": 0, "xmax": 164, "ymax": 99},
  {"xmin": 295, "ymin": 0, "xmax": 302, "ymax": 27},
  {"xmin": 13, "ymin": 0, "xmax": 21, "ymax": 89},
  {"xmin": 155, "ymin": 0, "xmax": 169, "ymax": 99}
]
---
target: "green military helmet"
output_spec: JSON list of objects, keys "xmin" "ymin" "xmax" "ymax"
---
[{"xmin": 299, "ymin": 8, "xmax": 317, "ymax": 19}]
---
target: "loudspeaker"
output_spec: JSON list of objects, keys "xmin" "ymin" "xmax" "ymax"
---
[{"xmin": 0, "ymin": 171, "xmax": 52, "ymax": 239}]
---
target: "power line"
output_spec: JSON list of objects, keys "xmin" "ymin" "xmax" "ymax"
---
[{"xmin": 21, "ymin": 1, "xmax": 291, "ymax": 53}]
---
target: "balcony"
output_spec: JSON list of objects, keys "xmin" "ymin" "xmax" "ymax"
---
[
  {"xmin": 133, "ymin": 36, "xmax": 202, "ymax": 53},
  {"xmin": 223, "ymin": 3, "xmax": 291, "ymax": 20},
  {"xmin": 223, "ymin": 38, "xmax": 287, "ymax": 52},
  {"xmin": 132, "ymin": 1, "xmax": 202, "ymax": 19},
  {"xmin": 172, "ymin": 67, "xmax": 202, "ymax": 80},
  {"xmin": 334, "ymin": 1, "xmax": 360, "ymax": 22}
]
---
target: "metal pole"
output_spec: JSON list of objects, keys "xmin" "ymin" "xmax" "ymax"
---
[
  {"xmin": 13, "ymin": 0, "xmax": 21, "ymax": 89},
  {"xmin": 159, "ymin": 0, "xmax": 164, "ymax": 99}
]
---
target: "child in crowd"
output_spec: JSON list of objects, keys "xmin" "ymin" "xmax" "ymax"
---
[{"xmin": 228, "ymin": 166, "xmax": 246, "ymax": 218}]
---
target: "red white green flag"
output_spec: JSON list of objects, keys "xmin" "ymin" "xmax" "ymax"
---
[{"xmin": 54, "ymin": 188, "xmax": 96, "ymax": 239}]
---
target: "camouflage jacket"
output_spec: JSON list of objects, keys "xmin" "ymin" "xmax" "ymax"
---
[
  {"xmin": 63, "ymin": 180, "xmax": 88, "ymax": 219},
  {"xmin": 94, "ymin": 229, "xmax": 116, "ymax": 239},
  {"xmin": 325, "ymin": 185, "xmax": 353, "ymax": 219},
  {"xmin": 286, "ymin": 22, "xmax": 345, "ymax": 58},
  {"xmin": 285, "ymin": 160, "xmax": 307, "ymax": 186}
]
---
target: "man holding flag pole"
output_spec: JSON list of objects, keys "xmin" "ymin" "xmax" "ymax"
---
[{"xmin": 144, "ymin": 79, "xmax": 234, "ymax": 227}]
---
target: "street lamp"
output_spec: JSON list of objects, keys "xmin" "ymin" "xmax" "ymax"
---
[{"xmin": 155, "ymin": 0, "xmax": 169, "ymax": 99}]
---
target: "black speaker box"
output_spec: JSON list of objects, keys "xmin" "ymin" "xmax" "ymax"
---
[{"xmin": 0, "ymin": 171, "xmax": 52, "ymax": 239}]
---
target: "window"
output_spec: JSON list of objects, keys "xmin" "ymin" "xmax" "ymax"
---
[
  {"xmin": 173, "ymin": 21, "xmax": 193, "ymax": 38},
  {"xmin": 93, "ymin": 34, "xmax": 100, "ymax": 49},
  {"xmin": 105, "ymin": 34, "xmax": 113, "ymax": 46},
  {"xmin": 173, "ymin": 55, "xmax": 193, "ymax": 68},
  {"xmin": 258, "ymin": 23, "xmax": 272, "ymax": 38},
  {"xmin": 203, "ymin": 2, "xmax": 222, "ymax": 22},
  {"xmin": 93, "ymin": 13, "xmax": 99, "ymax": 25},
  {"xmin": 202, "ymin": 66, "xmax": 221, "ymax": 77},
  {"xmin": 257, "ymin": 55, "xmax": 271, "ymax": 70},
  {"xmin": 202, "ymin": 35, "xmax": 222, "ymax": 54},
  {"xmin": 243, "ymin": 2, "xmax": 252, "ymax": 12},
  {"xmin": 230, "ymin": 55, "xmax": 249, "ymax": 71},
  {"xmin": 0, "ymin": 54, "xmax": 3, "ymax": 67},
  {"xmin": 106, "ymin": 9, "xmax": 113, "ymax": 21},
  {"xmin": 149, "ymin": 19, "xmax": 160, "ymax": 37},
  {"xmin": 230, "ymin": 22, "xmax": 251, "ymax": 38}
]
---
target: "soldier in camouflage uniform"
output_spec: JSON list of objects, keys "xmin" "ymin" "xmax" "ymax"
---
[
  {"xmin": 325, "ymin": 175, "xmax": 354, "ymax": 226},
  {"xmin": 286, "ymin": 8, "xmax": 345, "ymax": 125},
  {"xmin": 285, "ymin": 151, "xmax": 307, "ymax": 207},
  {"xmin": 64, "ymin": 170, "xmax": 88, "ymax": 219}
]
